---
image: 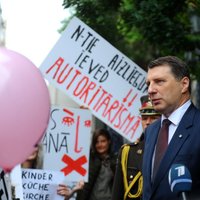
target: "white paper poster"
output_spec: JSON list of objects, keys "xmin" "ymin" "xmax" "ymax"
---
[
  {"xmin": 42, "ymin": 106, "xmax": 91, "ymax": 182},
  {"xmin": 40, "ymin": 17, "xmax": 147, "ymax": 141}
]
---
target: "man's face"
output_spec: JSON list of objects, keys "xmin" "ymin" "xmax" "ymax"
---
[
  {"xmin": 141, "ymin": 115, "xmax": 160, "ymax": 130},
  {"xmin": 146, "ymin": 65, "xmax": 189, "ymax": 117}
]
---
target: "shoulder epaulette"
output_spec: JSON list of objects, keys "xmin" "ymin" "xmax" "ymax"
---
[
  {"xmin": 133, "ymin": 140, "xmax": 140, "ymax": 145},
  {"xmin": 121, "ymin": 140, "xmax": 139, "ymax": 149},
  {"xmin": 121, "ymin": 143, "xmax": 129, "ymax": 149},
  {"xmin": 129, "ymin": 139, "xmax": 140, "ymax": 146}
]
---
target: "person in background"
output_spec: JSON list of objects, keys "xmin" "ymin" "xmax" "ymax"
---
[
  {"xmin": 76, "ymin": 128, "xmax": 117, "ymax": 200},
  {"xmin": 143, "ymin": 56, "xmax": 200, "ymax": 199},
  {"xmin": 111, "ymin": 95, "xmax": 161, "ymax": 200}
]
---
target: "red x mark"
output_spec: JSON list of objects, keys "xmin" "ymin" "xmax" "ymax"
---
[{"xmin": 61, "ymin": 154, "xmax": 87, "ymax": 176}]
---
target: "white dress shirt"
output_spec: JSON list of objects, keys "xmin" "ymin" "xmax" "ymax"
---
[{"xmin": 162, "ymin": 100, "xmax": 191, "ymax": 144}]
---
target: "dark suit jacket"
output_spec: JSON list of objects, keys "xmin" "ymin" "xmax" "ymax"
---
[{"xmin": 142, "ymin": 103, "xmax": 200, "ymax": 200}]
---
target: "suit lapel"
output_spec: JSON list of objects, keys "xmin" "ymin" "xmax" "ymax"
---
[{"xmin": 152, "ymin": 104, "xmax": 195, "ymax": 192}]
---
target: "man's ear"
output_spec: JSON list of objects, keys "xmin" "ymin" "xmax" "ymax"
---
[{"xmin": 181, "ymin": 76, "xmax": 190, "ymax": 93}]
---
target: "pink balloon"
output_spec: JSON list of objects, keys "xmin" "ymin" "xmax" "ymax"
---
[{"xmin": 0, "ymin": 47, "xmax": 50, "ymax": 171}]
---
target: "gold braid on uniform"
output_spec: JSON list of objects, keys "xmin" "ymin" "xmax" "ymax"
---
[{"xmin": 121, "ymin": 145, "xmax": 143, "ymax": 200}]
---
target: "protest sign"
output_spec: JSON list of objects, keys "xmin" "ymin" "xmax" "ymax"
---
[
  {"xmin": 22, "ymin": 168, "xmax": 64, "ymax": 200},
  {"xmin": 42, "ymin": 106, "xmax": 91, "ymax": 182},
  {"xmin": 40, "ymin": 17, "xmax": 147, "ymax": 142}
]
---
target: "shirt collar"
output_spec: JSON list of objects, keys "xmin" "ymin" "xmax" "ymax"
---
[{"xmin": 161, "ymin": 100, "xmax": 191, "ymax": 126}]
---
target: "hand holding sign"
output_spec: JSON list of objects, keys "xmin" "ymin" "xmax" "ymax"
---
[{"xmin": 0, "ymin": 48, "xmax": 50, "ymax": 171}]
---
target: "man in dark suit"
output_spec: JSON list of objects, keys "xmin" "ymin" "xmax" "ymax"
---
[{"xmin": 143, "ymin": 56, "xmax": 200, "ymax": 199}]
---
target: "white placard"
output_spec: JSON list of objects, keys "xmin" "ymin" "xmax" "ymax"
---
[
  {"xmin": 40, "ymin": 17, "xmax": 147, "ymax": 141},
  {"xmin": 22, "ymin": 168, "xmax": 65, "ymax": 200},
  {"xmin": 42, "ymin": 106, "xmax": 91, "ymax": 182}
]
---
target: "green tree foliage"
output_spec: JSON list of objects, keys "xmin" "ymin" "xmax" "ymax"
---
[{"xmin": 62, "ymin": 0, "xmax": 200, "ymax": 79}]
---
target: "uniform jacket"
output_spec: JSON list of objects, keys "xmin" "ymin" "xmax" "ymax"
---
[
  {"xmin": 111, "ymin": 137, "xmax": 144, "ymax": 200},
  {"xmin": 142, "ymin": 103, "xmax": 200, "ymax": 200}
]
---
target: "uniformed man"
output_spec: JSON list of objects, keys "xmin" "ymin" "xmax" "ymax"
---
[{"xmin": 111, "ymin": 95, "xmax": 161, "ymax": 200}]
